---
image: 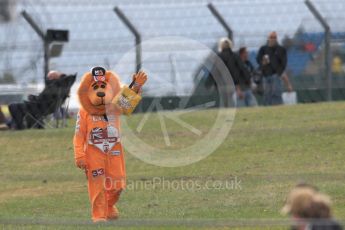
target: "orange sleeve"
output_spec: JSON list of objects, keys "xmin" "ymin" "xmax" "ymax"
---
[{"xmin": 73, "ymin": 109, "xmax": 87, "ymax": 162}]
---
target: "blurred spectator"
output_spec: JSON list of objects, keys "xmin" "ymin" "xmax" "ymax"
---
[
  {"xmin": 256, "ymin": 31, "xmax": 293, "ymax": 105},
  {"xmin": 47, "ymin": 70, "xmax": 63, "ymax": 80},
  {"xmin": 238, "ymin": 47, "xmax": 258, "ymax": 106},
  {"xmin": 239, "ymin": 47, "xmax": 255, "ymax": 76},
  {"xmin": 8, "ymin": 71, "xmax": 76, "ymax": 130},
  {"xmin": 332, "ymin": 56, "xmax": 343, "ymax": 75},
  {"xmin": 282, "ymin": 185, "xmax": 343, "ymax": 230},
  {"xmin": 217, "ymin": 38, "xmax": 253, "ymax": 107}
]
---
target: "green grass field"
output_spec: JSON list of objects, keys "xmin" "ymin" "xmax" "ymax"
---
[{"xmin": 1, "ymin": 102, "xmax": 345, "ymax": 229}]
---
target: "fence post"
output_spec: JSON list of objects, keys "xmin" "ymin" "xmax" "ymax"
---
[
  {"xmin": 305, "ymin": 0, "xmax": 332, "ymax": 101},
  {"xmin": 207, "ymin": 3, "xmax": 233, "ymax": 40},
  {"xmin": 21, "ymin": 10, "xmax": 50, "ymax": 83},
  {"xmin": 114, "ymin": 6, "xmax": 142, "ymax": 73}
]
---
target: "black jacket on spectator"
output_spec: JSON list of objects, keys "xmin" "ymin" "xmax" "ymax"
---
[
  {"xmin": 218, "ymin": 48, "xmax": 251, "ymax": 89},
  {"xmin": 243, "ymin": 60, "xmax": 255, "ymax": 74},
  {"xmin": 256, "ymin": 44, "xmax": 287, "ymax": 77}
]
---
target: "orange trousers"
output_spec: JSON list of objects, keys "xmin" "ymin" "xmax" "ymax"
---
[{"xmin": 86, "ymin": 149, "xmax": 125, "ymax": 221}]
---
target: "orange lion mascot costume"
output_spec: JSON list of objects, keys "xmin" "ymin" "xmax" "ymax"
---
[{"xmin": 73, "ymin": 66, "xmax": 147, "ymax": 222}]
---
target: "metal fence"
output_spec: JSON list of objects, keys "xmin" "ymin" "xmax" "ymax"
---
[{"xmin": 0, "ymin": 0, "xmax": 344, "ymax": 106}]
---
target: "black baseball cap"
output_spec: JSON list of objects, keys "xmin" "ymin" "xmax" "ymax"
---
[{"xmin": 91, "ymin": 66, "xmax": 106, "ymax": 82}]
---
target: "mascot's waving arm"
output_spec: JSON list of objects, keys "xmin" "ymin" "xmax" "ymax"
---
[{"xmin": 112, "ymin": 71, "xmax": 147, "ymax": 115}]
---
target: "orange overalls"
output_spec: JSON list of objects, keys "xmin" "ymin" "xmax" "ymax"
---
[{"xmin": 73, "ymin": 108, "xmax": 125, "ymax": 221}]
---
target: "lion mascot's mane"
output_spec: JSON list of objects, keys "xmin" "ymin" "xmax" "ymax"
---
[{"xmin": 77, "ymin": 71, "xmax": 121, "ymax": 116}]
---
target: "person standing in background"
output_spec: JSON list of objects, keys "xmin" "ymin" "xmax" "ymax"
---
[
  {"xmin": 238, "ymin": 46, "xmax": 258, "ymax": 106},
  {"xmin": 256, "ymin": 31, "xmax": 293, "ymax": 105},
  {"xmin": 217, "ymin": 38, "xmax": 255, "ymax": 107}
]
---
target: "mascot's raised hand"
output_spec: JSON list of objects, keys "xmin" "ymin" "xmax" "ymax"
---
[
  {"xmin": 112, "ymin": 70, "xmax": 147, "ymax": 115},
  {"xmin": 73, "ymin": 67, "xmax": 147, "ymax": 222},
  {"xmin": 130, "ymin": 71, "xmax": 148, "ymax": 93}
]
